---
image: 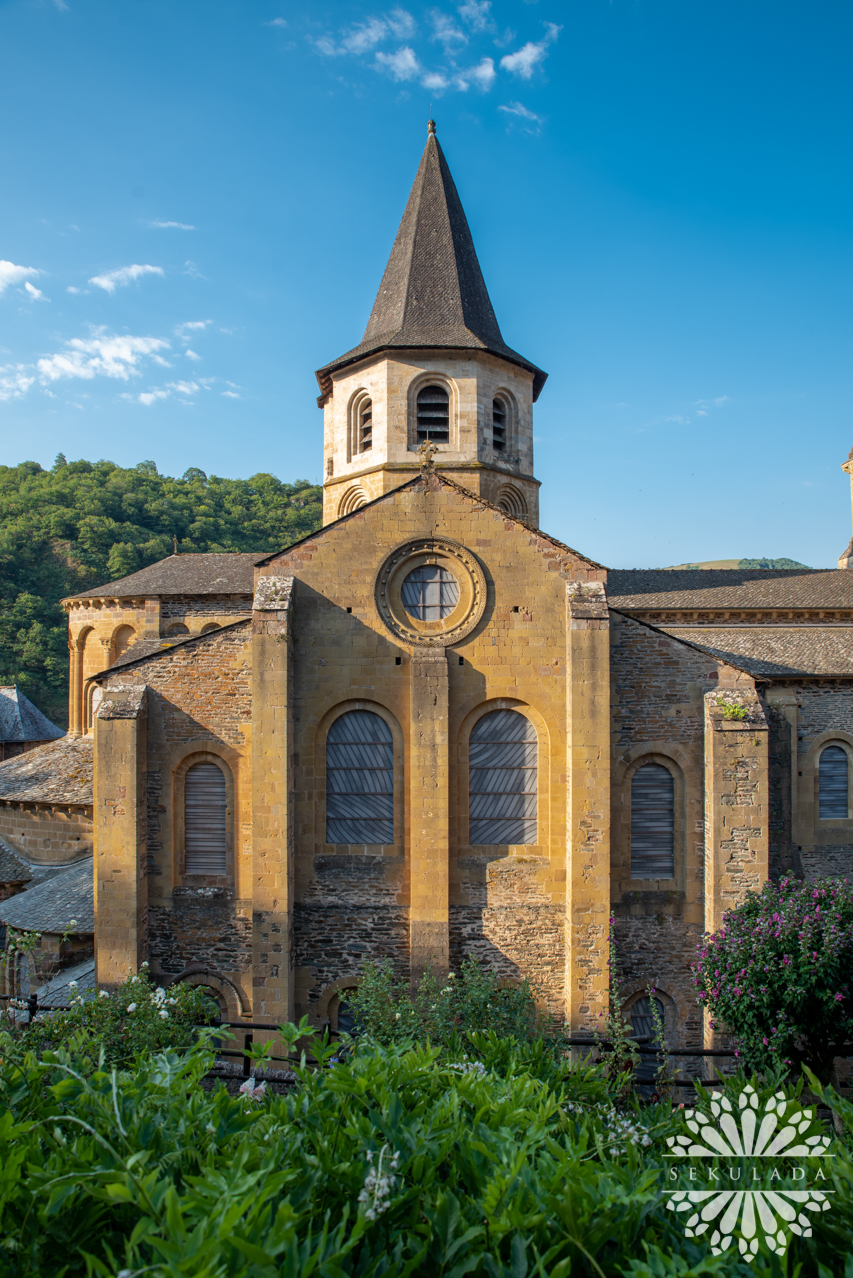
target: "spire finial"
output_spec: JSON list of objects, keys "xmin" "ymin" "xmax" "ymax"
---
[{"xmin": 427, "ymin": 116, "xmax": 436, "ymax": 136}]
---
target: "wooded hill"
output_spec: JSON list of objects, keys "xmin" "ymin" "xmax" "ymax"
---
[{"xmin": 0, "ymin": 455, "xmax": 322, "ymax": 728}]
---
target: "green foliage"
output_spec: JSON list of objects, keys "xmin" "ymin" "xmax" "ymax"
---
[
  {"xmin": 737, "ymin": 558, "xmax": 812, "ymax": 570},
  {"xmin": 713, "ymin": 697, "xmax": 749, "ymax": 721},
  {"xmin": 0, "ymin": 1024, "xmax": 848, "ymax": 1277},
  {"xmin": 693, "ymin": 876, "xmax": 853, "ymax": 1082},
  {"xmin": 342, "ymin": 958, "xmax": 543, "ymax": 1047},
  {"xmin": 0, "ymin": 456, "xmax": 322, "ymax": 726},
  {"xmin": 6, "ymin": 968, "xmax": 219, "ymax": 1067}
]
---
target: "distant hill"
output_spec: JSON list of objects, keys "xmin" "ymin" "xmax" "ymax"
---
[{"xmin": 663, "ymin": 558, "xmax": 813, "ymax": 571}]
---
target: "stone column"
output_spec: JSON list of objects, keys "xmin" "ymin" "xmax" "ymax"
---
[
  {"xmin": 566, "ymin": 581, "xmax": 611, "ymax": 1031},
  {"xmin": 69, "ymin": 638, "xmax": 84, "ymax": 737},
  {"xmin": 251, "ymin": 576, "xmax": 295, "ymax": 1026},
  {"xmin": 93, "ymin": 685, "xmax": 148, "ymax": 987},
  {"xmin": 409, "ymin": 646, "xmax": 450, "ymax": 982}
]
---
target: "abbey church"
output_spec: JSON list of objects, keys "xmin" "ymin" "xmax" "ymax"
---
[{"xmin": 3, "ymin": 124, "xmax": 853, "ymax": 1047}]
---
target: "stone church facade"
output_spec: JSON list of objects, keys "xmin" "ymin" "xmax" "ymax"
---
[{"xmin": 57, "ymin": 125, "xmax": 853, "ymax": 1046}]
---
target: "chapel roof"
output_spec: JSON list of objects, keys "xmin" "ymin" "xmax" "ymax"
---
[
  {"xmin": 607, "ymin": 568, "xmax": 853, "ymax": 611},
  {"xmin": 62, "ymin": 552, "xmax": 266, "ymax": 603},
  {"xmin": 0, "ymin": 837, "xmax": 33, "ymax": 886},
  {"xmin": 0, "ymin": 687, "xmax": 64, "ymax": 745},
  {"xmin": 0, "ymin": 857, "xmax": 93, "ymax": 934},
  {"xmin": 315, "ymin": 124, "xmax": 547, "ymax": 402},
  {"xmin": 658, "ymin": 625, "xmax": 853, "ymax": 677},
  {"xmin": 0, "ymin": 736, "xmax": 93, "ymax": 807}
]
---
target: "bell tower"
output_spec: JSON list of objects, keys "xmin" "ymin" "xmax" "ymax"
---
[{"xmin": 316, "ymin": 121, "xmax": 547, "ymax": 526}]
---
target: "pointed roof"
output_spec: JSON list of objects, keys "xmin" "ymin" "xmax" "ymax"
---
[
  {"xmin": 316, "ymin": 123, "xmax": 547, "ymax": 402},
  {"xmin": 0, "ymin": 687, "xmax": 64, "ymax": 745}
]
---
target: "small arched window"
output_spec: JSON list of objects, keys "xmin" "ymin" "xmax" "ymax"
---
[
  {"xmin": 630, "ymin": 995, "xmax": 666, "ymax": 1084},
  {"xmin": 469, "ymin": 709, "xmax": 537, "ymax": 845},
  {"xmin": 326, "ymin": 711, "xmax": 393, "ymax": 845},
  {"xmin": 492, "ymin": 398, "xmax": 507, "ymax": 452},
  {"xmin": 112, "ymin": 625, "xmax": 137, "ymax": 660},
  {"xmin": 166, "ymin": 622, "xmax": 190, "ymax": 637},
  {"xmin": 184, "ymin": 761, "xmax": 227, "ymax": 874},
  {"xmin": 630, "ymin": 763, "xmax": 674, "ymax": 878},
  {"xmin": 359, "ymin": 398, "xmax": 373, "ymax": 452},
  {"xmin": 416, "ymin": 385, "xmax": 449, "ymax": 443},
  {"xmin": 819, "ymin": 745, "xmax": 849, "ymax": 818}
]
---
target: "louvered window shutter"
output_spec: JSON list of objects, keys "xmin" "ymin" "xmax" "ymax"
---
[
  {"xmin": 326, "ymin": 711, "xmax": 394, "ymax": 845},
  {"xmin": 469, "ymin": 710, "xmax": 537, "ymax": 845},
  {"xmin": 819, "ymin": 745, "xmax": 849, "ymax": 819},
  {"xmin": 630, "ymin": 764, "xmax": 674, "ymax": 878},
  {"xmin": 184, "ymin": 762, "xmax": 228, "ymax": 874}
]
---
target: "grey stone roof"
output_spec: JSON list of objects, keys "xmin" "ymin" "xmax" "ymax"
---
[
  {"xmin": 0, "ymin": 857, "xmax": 93, "ymax": 933},
  {"xmin": 63, "ymin": 552, "xmax": 266, "ymax": 602},
  {"xmin": 0, "ymin": 687, "xmax": 64, "ymax": 745},
  {"xmin": 660, "ymin": 625, "xmax": 853, "ymax": 676},
  {"xmin": 608, "ymin": 569, "xmax": 853, "ymax": 611},
  {"xmin": 34, "ymin": 957, "xmax": 97, "ymax": 1007},
  {"xmin": 0, "ymin": 837, "xmax": 32, "ymax": 885},
  {"xmin": 316, "ymin": 129, "xmax": 547, "ymax": 402},
  {"xmin": 0, "ymin": 736, "xmax": 93, "ymax": 806}
]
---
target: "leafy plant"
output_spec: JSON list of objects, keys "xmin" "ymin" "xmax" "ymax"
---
[
  {"xmin": 693, "ymin": 876, "xmax": 853, "ymax": 1083},
  {"xmin": 713, "ymin": 697, "xmax": 748, "ymax": 721}
]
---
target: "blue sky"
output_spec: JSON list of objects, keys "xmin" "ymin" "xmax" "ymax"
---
[{"xmin": 1, "ymin": 0, "xmax": 851, "ymax": 568}]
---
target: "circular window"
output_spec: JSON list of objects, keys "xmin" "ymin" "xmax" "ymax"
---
[
  {"xmin": 375, "ymin": 538, "xmax": 487, "ymax": 647},
  {"xmin": 401, "ymin": 565, "xmax": 459, "ymax": 621}
]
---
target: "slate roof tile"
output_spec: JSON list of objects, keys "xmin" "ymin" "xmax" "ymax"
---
[
  {"xmin": 608, "ymin": 569, "xmax": 853, "ymax": 611},
  {"xmin": 0, "ymin": 857, "xmax": 93, "ymax": 933},
  {"xmin": 659, "ymin": 625, "xmax": 853, "ymax": 676},
  {"xmin": 0, "ymin": 737, "xmax": 93, "ymax": 806},
  {"xmin": 0, "ymin": 686, "xmax": 64, "ymax": 745},
  {"xmin": 62, "ymin": 552, "xmax": 266, "ymax": 602}
]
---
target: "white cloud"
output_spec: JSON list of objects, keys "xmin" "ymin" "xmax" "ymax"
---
[
  {"xmin": 138, "ymin": 389, "xmax": 170, "ymax": 406},
  {"xmin": 169, "ymin": 380, "xmax": 200, "ymax": 395},
  {"xmin": 149, "ymin": 219, "xmax": 196, "ymax": 230},
  {"xmin": 500, "ymin": 22, "xmax": 560, "ymax": 79},
  {"xmin": 89, "ymin": 263, "xmax": 164, "ymax": 293},
  {"xmin": 694, "ymin": 395, "xmax": 730, "ymax": 413},
  {"xmin": 183, "ymin": 260, "xmax": 204, "ymax": 279},
  {"xmin": 24, "ymin": 281, "xmax": 47, "ymax": 301},
  {"xmin": 375, "ymin": 45, "xmax": 420, "ymax": 80},
  {"xmin": 0, "ymin": 260, "xmax": 41, "ymax": 295},
  {"xmin": 317, "ymin": 8, "xmax": 416, "ymax": 56},
  {"xmin": 185, "ymin": 349, "xmax": 202, "ymax": 361},
  {"xmin": 423, "ymin": 70, "xmax": 449, "ymax": 90},
  {"xmin": 0, "ymin": 366, "xmax": 35, "ymax": 402},
  {"xmin": 175, "ymin": 319, "xmax": 211, "ymax": 342},
  {"xmin": 431, "ymin": 11, "xmax": 467, "ymax": 48},
  {"xmin": 66, "ymin": 286, "xmax": 89, "ymax": 295},
  {"xmin": 222, "ymin": 390, "xmax": 240, "ymax": 398},
  {"xmin": 37, "ymin": 333, "xmax": 170, "ymax": 383},
  {"xmin": 457, "ymin": 56, "xmax": 495, "ymax": 90},
  {"xmin": 266, "ymin": 17, "xmax": 287, "ymax": 26},
  {"xmin": 498, "ymin": 100, "xmax": 543, "ymax": 132},
  {"xmin": 458, "ymin": 0, "xmax": 492, "ymax": 31}
]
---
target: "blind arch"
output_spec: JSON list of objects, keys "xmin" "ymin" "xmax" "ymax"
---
[
  {"xmin": 819, "ymin": 745, "xmax": 849, "ymax": 819},
  {"xmin": 184, "ymin": 761, "xmax": 228, "ymax": 874},
  {"xmin": 630, "ymin": 763, "xmax": 674, "ymax": 878},
  {"xmin": 326, "ymin": 710, "xmax": 394, "ymax": 845},
  {"xmin": 469, "ymin": 709, "xmax": 537, "ymax": 845}
]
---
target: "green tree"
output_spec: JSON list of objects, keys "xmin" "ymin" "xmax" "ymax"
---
[{"xmin": 0, "ymin": 458, "xmax": 322, "ymax": 728}]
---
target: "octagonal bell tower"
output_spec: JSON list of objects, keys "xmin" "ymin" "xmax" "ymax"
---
[{"xmin": 316, "ymin": 121, "xmax": 547, "ymax": 526}]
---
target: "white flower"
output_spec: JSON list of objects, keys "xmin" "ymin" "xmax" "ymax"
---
[
  {"xmin": 68, "ymin": 981, "xmax": 78, "ymax": 990},
  {"xmin": 159, "ymin": 1009, "xmax": 169, "ymax": 1019},
  {"xmin": 127, "ymin": 1003, "xmax": 137, "ymax": 1013},
  {"xmin": 395, "ymin": 1013, "xmax": 401, "ymax": 1019},
  {"xmin": 68, "ymin": 919, "xmax": 78, "ymax": 928},
  {"xmin": 448, "ymin": 973, "xmax": 455, "ymax": 979},
  {"xmin": 99, "ymin": 989, "xmax": 109, "ymax": 998},
  {"xmin": 167, "ymin": 997, "xmax": 177, "ymax": 1005},
  {"xmin": 239, "ymin": 1079, "xmax": 267, "ymax": 1101},
  {"xmin": 205, "ymin": 1122, "xmax": 216, "ymax": 1135},
  {"xmin": 141, "ymin": 961, "xmax": 149, "ymax": 968}
]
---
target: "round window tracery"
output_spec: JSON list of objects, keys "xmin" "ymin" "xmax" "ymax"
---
[{"xmin": 401, "ymin": 565, "xmax": 459, "ymax": 621}]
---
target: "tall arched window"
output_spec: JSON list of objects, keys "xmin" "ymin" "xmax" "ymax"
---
[
  {"xmin": 630, "ymin": 763, "xmax": 674, "ymax": 878},
  {"xmin": 184, "ymin": 761, "xmax": 227, "ymax": 874},
  {"xmin": 358, "ymin": 398, "xmax": 373, "ymax": 452},
  {"xmin": 492, "ymin": 398, "xmax": 507, "ymax": 452},
  {"xmin": 469, "ymin": 710, "xmax": 537, "ymax": 845},
  {"xmin": 326, "ymin": 711, "xmax": 393, "ymax": 845},
  {"xmin": 416, "ymin": 385, "xmax": 449, "ymax": 442},
  {"xmin": 819, "ymin": 745, "xmax": 849, "ymax": 818}
]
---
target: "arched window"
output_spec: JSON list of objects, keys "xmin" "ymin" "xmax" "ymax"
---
[
  {"xmin": 166, "ymin": 622, "xmax": 190, "ymax": 637},
  {"xmin": 630, "ymin": 764, "xmax": 674, "ymax": 878},
  {"xmin": 819, "ymin": 745, "xmax": 849, "ymax": 818},
  {"xmin": 184, "ymin": 761, "xmax": 227, "ymax": 874},
  {"xmin": 112, "ymin": 625, "xmax": 136, "ymax": 660},
  {"xmin": 359, "ymin": 398, "xmax": 373, "ymax": 452},
  {"xmin": 416, "ymin": 385, "xmax": 449, "ymax": 443},
  {"xmin": 326, "ymin": 711, "xmax": 393, "ymax": 845},
  {"xmin": 469, "ymin": 710, "xmax": 537, "ymax": 845},
  {"xmin": 630, "ymin": 995, "xmax": 666, "ymax": 1085},
  {"xmin": 492, "ymin": 398, "xmax": 506, "ymax": 452}
]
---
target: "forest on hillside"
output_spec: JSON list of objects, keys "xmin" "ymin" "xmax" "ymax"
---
[{"xmin": 0, "ymin": 455, "xmax": 323, "ymax": 728}]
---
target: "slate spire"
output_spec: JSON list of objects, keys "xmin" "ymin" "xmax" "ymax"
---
[{"xmin": 316, "ymin": 123, "xmax": 546, "ymax": 401}]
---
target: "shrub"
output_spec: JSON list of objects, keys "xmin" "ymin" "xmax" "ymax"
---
[
  {"xmin": 342, "ymin": 958, "xmax": 543, "ymax": 1047},
  {"xmin": 6, "ymin": 968, "xmax": 219, "ymax": 1067},
  {"xmin": 693, "ymin": 876, "xmax": 853, "ymax": 1082}
]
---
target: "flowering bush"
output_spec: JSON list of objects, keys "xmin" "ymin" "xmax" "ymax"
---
[
  {"xmin": 6, "ymin": 967, "xmax": 219, "ymax": 1066},
  {"xmin": 693, "ymin": 876, "xmax": 853, "ymax": 1081}
]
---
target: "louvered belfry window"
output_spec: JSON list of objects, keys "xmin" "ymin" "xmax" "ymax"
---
[
  {"xmin": 469, "ymin": 710, "xmax": 537, "ymax": 845},
  {"xmin": 326, "ymin": 711, "xmax": 394, "ymax": 845},
  {"xmin": 492, "ymin": 398, "xmax": 506, "ymax": 451},
  {"xmin": 630, "ymin": 763, "xmax": 674, "ymax": 878},
  {"xmin": 184, "ymin": 761, "xmax": 228, "ymax": 875},
  {"xmin": 819, "ymin": 745, "xmax": 849, "ymax": 818},
  {"xmin": 360, "ymin": 398, "xmax": 373, "ymax": 451},
  {"xmin": 416, "ymin": 385, "xmax": 450, "ymax": 442}
]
